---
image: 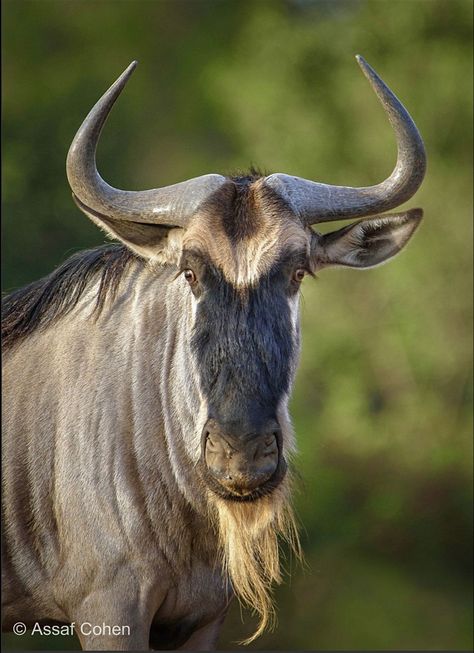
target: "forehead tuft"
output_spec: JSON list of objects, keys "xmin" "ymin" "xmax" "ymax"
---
[{"xmin": 183, "ymin": 177, "xmax": 309, "ymax": 286}]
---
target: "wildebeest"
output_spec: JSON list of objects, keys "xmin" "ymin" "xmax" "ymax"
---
[{"xmin": 2, "ymin": 56, "xmax": 425, "ymax": 650}]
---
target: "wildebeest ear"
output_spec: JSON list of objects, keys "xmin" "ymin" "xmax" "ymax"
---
[
  {"xmin": 73, "ymin": 194, "xmax": 182, "ymax": 261},
  {"xmin": 313, "ymin": 209, "xmax": 423, "ymax": 270}
]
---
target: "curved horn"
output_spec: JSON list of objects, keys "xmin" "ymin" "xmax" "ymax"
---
[
  {"xmin": 264, "ymin": 55, "xmax": 426, "ymax": 224},
  {"xmin": 66, "ymin": 61, "xmax": 226, "ymax": 228}
]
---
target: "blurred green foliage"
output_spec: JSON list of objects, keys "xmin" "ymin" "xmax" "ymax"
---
[{"xmin": 2, "ymin": 0, "xmax": 472, "ymax": 650}]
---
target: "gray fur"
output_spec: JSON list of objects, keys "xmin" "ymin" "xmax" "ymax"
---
[{"xmin": 2, "ymin": 263, "xmax": 231, "ymax": 650}]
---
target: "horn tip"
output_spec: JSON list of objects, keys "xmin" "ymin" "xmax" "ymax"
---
[
  {"xmin": 114, "ymin": 61, "xmax": 138, "ymax": 87},
  {"xmin": 355, "ymin": 54, "xmax": 370, "ymax": 72},
  {"xmin": 120, "ymin": 61, "xmax": 138, "ymax": 81},
  {"xmin": 355, "ymin": 55, "xmax": 382, "ymax": 89}
]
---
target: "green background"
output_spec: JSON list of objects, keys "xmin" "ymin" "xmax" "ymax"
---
[{"xmin": 2, "ymin": 0, "xmax": 472, "ymax": 650}]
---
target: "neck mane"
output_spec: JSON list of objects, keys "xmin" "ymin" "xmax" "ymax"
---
[{"xmin": 2, "ymin": 245, "xmax": 140, "ymax": 350}]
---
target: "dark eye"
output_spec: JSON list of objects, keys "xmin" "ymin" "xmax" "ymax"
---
[
  {"xmin": 293, "ymin": 268, "xmax": 306, "ymax": 283},
  {"xmin": 184, "ymin": 269, "xmax": 196, "ymax": 284}
]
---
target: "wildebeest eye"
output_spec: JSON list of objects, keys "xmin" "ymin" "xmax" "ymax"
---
[
  {"xmin": 184, "ymin": 269, "xmax": 197, "ymax": 284},
  {"xmin": 292, "ymin": 268, "xmax": 306, "ymax": 283}
]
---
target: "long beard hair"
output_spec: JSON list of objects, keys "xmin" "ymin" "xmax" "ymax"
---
[{"xmin": 210, "ymin": 473, "xmax": 302, "ymax": 643}]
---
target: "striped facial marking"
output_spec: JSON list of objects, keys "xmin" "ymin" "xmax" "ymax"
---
[{"xmin": 182, "ymin": 177, "xmax": 311, "ymax": 289}]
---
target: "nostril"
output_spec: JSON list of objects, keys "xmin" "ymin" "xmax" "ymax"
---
[
  {"xmin": 205, "ymin": 431, "xmax": 218, "ymax": 449},
  {"xmin": 258, "ymin": 434, "xmax": 278, "ymax": 460}
]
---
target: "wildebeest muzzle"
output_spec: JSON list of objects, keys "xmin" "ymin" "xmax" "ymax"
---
[{"xmin": 201, "ymin": 417, "xmax": 286, "ymax": 501}]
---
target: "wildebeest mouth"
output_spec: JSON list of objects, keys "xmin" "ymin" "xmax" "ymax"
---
[{"xmin": 201, "ymin": 460, "xmax": 288, "ymax": 502}]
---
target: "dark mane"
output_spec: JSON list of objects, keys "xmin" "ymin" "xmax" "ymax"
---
[{"xmin": 2, "ymin": 244, "xmax": 140, "ymax": 351}]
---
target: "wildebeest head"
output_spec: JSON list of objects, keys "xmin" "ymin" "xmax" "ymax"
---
[{"xmin": 66, "ymin": 57, "xmax": 425, "ymax": 503}]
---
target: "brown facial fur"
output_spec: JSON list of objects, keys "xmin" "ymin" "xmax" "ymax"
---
[{"xmin": 183, "ymin": 178, "xmax": 311, "ymax": 287}]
